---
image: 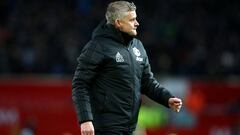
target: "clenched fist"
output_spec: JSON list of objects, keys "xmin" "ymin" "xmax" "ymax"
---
[{"xmin": 168, "ymin": 97, "xmax": 182, "ymax": 112}]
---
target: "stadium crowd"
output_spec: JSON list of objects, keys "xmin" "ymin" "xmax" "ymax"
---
[{"xmin": 0, "ymin": 0, "xmax": 239, "ymax": 78}]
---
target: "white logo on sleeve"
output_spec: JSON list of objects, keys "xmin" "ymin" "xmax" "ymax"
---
[
  {"xmin": 133, "ymin": 47, "xmax": 143, "ymax": 62},
  {"xmin": 116, "ymin": 52, "xmax": 124, "ymax": 62}
]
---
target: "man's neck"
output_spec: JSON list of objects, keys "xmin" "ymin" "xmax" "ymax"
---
[{"xmin": 120, "ymin": 31, "xmax": 133, "ymax": 45}]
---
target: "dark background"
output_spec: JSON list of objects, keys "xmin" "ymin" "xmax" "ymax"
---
[{"xmin": 1, "ymin": 0, "xmax": 239, "ymax": 78}]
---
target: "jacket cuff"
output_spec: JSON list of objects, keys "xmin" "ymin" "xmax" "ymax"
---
[
  {"xmin": 163, "ymin": 92, "xmax": 175, "ymax": 108},
  {"xmin": 78, "ymin": 111, "xmax": 93, "ymax": 124}
]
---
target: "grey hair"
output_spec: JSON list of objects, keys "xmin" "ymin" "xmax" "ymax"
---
[{"xmin": 105, "ymin": 1, "xmax": 136, "ymax": 24}]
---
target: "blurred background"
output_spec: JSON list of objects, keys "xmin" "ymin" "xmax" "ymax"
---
[{"xmin": 0, "ymin": 0, "xmax": 239, "ymax": 135}]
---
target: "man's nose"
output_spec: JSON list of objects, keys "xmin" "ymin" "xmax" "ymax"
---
[{"xmin": 135, "ymin": 20, "xmax": 139, "ymax": 27}]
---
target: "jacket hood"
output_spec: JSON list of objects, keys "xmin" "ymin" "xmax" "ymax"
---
[{"xmin": 92, "ymin": 19, "xmax": 133, "ymax": 44}]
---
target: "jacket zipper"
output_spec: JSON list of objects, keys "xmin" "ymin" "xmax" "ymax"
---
[{"xmin": 126, "ymin": 43, "xmax": 135, "ymax": 130}]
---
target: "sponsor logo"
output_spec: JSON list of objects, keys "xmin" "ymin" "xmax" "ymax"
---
[{"xmin": 115, "ymin": 52, "xmax": 124, "ymax": 62}]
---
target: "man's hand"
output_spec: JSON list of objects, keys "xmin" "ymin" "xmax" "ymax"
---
[
  {"xmin": 168, "ymin": 97, "xmax": 182, "ymax": 112},
  {"xmin": 80, "ymin": 121, "xmax": 94, "ymax": 135}
]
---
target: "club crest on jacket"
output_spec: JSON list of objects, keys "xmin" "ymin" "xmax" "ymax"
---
[
  {"xmin": 133, "ymin": 47, "xmax": 143, "ymax": 62},
  {"xmin": 133, "ymin": 47, "xmax": 140, "ymax": 57}
]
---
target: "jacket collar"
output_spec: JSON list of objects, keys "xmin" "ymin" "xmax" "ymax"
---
[{"xmin": 92, "ymin": 19, "xmax": 134, "ymax": 45}]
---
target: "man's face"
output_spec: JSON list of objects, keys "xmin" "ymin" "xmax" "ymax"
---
[{"xmin": 117, "ymin": 11, "xmax": 139, "ymax": 36}]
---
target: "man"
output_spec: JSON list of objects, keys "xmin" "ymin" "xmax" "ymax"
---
[{"xmin": 72, "ymin": 1, "xmax": 182, "ymax": 135}]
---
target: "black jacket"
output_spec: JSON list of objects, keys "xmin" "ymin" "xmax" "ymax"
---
[{"xmin": 72, "ymin": 20, "xmax": 174, "ymax": 131}]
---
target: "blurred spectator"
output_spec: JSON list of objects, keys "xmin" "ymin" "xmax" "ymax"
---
[
  {"xmin": 185, "ymin": 89, "xmax": 205, "ymax": 115},
  {"xmin": 20, "ymin": 119, "xmax": 36, "ymax": 135}
]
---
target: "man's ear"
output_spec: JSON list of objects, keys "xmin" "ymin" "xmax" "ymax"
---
[{"xmin": 114, "ymin": 19, "xmax": 121, "ymax": 28}]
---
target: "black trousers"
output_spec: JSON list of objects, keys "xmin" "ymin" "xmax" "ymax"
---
[{"xmin": 95, "ymin": 130, "xmax": 133, "ymax": 135}]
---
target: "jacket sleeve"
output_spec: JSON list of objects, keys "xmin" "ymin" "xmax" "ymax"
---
[
  {"xmin": 72, "ymin": 40, "xmax": 104, "ymax": 124},
  {"xmin": 141, "ymin": 54, "xmax": 174, "ymax": 108}
]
